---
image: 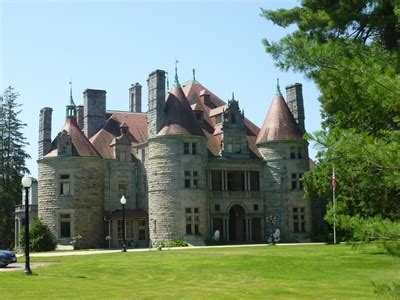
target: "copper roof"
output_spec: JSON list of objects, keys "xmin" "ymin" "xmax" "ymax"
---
[
  {"xmin": 158, "ymin": 85, "xmax": 205, "ymax": 137},
  {"xmin": 256, "ymin": 94, "xmax": 303, "ymax": 144},
  {"xmin": 45, "ymin": 117, "xmax": 101, "ymax": 158}
]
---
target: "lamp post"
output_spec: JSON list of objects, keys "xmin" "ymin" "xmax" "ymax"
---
[
  {"xmin": 21, "ymin": 176, "xmax": 33, "ymax": 275},
  {"xmin": 120, "ymin": 195, "xmax": 127, "ymax": 252}
]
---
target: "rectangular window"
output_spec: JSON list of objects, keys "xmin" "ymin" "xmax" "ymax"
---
[
  {"xmin": 235, "ymin": 143, "xmax": 241, "ymax": 153},
  {"xmin": 126, "ymin": 220, "xmax": 134, "ymax": 239},
  {"xmin": 184, "ymin": 142, "xmax": 190, "ymax": 154},
  {"xmin": 291, "ymin": 174, "xmax": 298, "ymax": 190},
  {"xmin": 138, "ymin": 219, "xmax": 146, "ymax": 227},
  {"xmin": 184, "ymin": 171, "xmax": 198, "ymax": 188},
  {"xmin": 226, "ymin": 143, "xmax": 233, "ymax": 153},
  {"xmin": 117, "ymin": 220, "xmax": 124, "ymax": 239},
  {"xmin": 211, "ymin": 170, "xmax": 222, "ymax": 191},
  {"xmin": 253, "ymin": 204, "xmax": 259, "ymax": 211},
  {"xmin": 250, "ymin": 171, "xmax": 260, "ymax": 191},
  {"xmin": 297, "ymin": 147, "xmax": 303, "ymax": 159},
  {"xmin": 59, "ymin": 174, "xmax": 71, "ymax": 195},
  {"xmin": 60, "ymin": 213, "xmax": 71, "ymax": 238},
  {"xmin": 192, "ymin": 143, "xmax": 197, "ymax": 154},
  {"xmin": 293, "ymin": 207, "xmax": 306, "ymax": 233},
  {"xmin": 186, "ymin": 207, "xmax": 200, "ymax": 235},
  {"xmin": 290, "ymin": 147, "xmax": 296, "ymax": 159},
  {"xmin": 215, "ymin": 204, "xmax": 220, "ymax": 211},
  {"xmin": 139, "ymin": 229, "xmax": 146, "ymax": 241},
  {"xmin": 118, "ymin": 150, "xmax": 127, "ymax": 162},
  {"xmin": 118, "ymin": 176, "xmax": 129, "ymax": 197}
]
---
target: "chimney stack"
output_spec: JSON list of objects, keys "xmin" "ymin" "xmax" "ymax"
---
[
  {"xmin": 147, "ymin": 70, "xmax": 166, "ymax": 138},
  {"xmin": 76, "ymin": 105, "xmax": 84, "ymax": 130},
  {"xmin": 129, "ymin": 83, "xmax": 142, "ymax": 113},
  {"xmin": 38, "ymin": 107, "xmax": 53, "ymax": 159},
  {"xmin": 84, "ymin": 89, "xmax": 107, "ymax": 139},
  {"xmin": 285, "ymin": 83, "xmax": 305, "ymax": 134}
]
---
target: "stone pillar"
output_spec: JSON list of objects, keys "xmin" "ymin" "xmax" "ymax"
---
[
  {"xmin": 129, "ymin": 83, "xmax": 142, "ymax": 113},
  {"xmin": 84, "ymin": 89, "xmax": 107, "ymax": 139},
  {"xmin": 76, "ymin": 105, "xmax": 84, "ymax": 130},
  {"xmin": 286, "ymin": 83, "xmax": 305, "ymax": 134},
  {"xmin": 38, "ymin": 107, "xmax": 52, "ymax": 159},
  {"xmin": 147, "ymin": 70, "xmax": 166, "ymax": 138}
]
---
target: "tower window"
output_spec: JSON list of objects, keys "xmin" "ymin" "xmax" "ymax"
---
[
  {"xmin": 192, "ymin": 143, "xmax": 197, "ymax": 154},
  {"xmin": 184, "ymin": 142, "xmax": 190, "ymax": 154},
  {"xmin": 60, "ymin": 213, "xmax": 71, "ymax": 238},
  {"xmin": 290, "ymin": 147, "xmax": 296, "ymax": 159},
  {"xmin": 184, "ymin": 171, "xmax": 199, "ymax": 188},
  {"xmin": 293, "ymin": 207, "xmax": 306, "ymax": 233},
  {"xmin": 185, "ymin": 207, "xmax": 200, "ymax": 235},
  {"xmin": 59, "ymin": 174, "xmax": 71, "ymax": 195}
]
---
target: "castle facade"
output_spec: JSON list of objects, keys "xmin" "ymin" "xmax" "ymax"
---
[{"xmin": 37, "ymin": 69, "xmax": 311, "ymax": 248}]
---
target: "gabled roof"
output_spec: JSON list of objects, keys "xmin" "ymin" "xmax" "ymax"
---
[
  {"xmin": 45, "ymin": 117, "xmax": 101, "ymax": 158},
  {"xmin": 157, "ymin": 85, "xmax": 205, "ymax": 137},
  {"xmin": 90, "ymin": 112, "xmax": 147, "ymax": 159},
  {"xmin": 256, "ymin": 94, "xmax": 303, "ymax": 144}
]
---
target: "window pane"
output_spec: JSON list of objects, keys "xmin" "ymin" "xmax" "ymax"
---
[
  {"xmin": 185, "ymin": 208, "xmax": 192, "ymax": 213},
  {"xmin": 186, "ymin": 224, "xmax": 192, "ymax": 235},
  {"xmin": 60, "ymin": 221, "xmax": 71, "ymax": 238},
  {"xmin": 194, "ymin": 207, "xmax": 199, "ymax": 213},
  {"xmin": 193, "ymin": 171, "xmax": 198, "ymax": 177},
  {"xmin": 192, "ymin": 143, "xmax": 197, "ymax": 154},
  {"xmin": 139, "ymin": 229, "xmax": 146, "ymax": 240},
  {"xmin": 184, "ymin": 143, "xmax": 190, "ymax": 154},
  {"xmin": 193, "ymin": 179, "xmax": 198, "ymax": 188},
  {"xmin": 60, "ymin": 174, "xmax": 69, "ymax": 180},
  {"xmin": 195, "ymin": 224, "xmax": 199, "ymax": 234},
  {"xmin": 185, "ymin": 179, "xmax": 191, "ymax": 188},
  {"xmin": 215, "ymin": 204, "xmax": 220, "ymax": 211},
  {"xmin": 184, "ymin": 171, "xmax": 190, "ymax": 177}
]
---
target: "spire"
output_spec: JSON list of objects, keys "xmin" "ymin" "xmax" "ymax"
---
[
  {"xmin": 69, "ymin": 81, "xmax": 75, "ymax": 105},
  {"xmin": 66, "ymin": 81, "xmax": 77, "ymax": 117},
  {"xmin": 174, "ymin": 58, "xmax": 180, "ymax": 86},
  {"xmin": 193, "ymin": 68, "xmax": 196, "ymax": 81},
  {"xmin": 276, "ymin": 78, "xmax": 283, "ymax": 97},
  {"xmin": 166, "ymin": 71, "xmax": 170, "ymax": 91},
  {"xmin": 232, "ymin": 92, "xmax": 235, "ymax": 100}
]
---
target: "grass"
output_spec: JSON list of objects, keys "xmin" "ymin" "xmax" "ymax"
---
[{"xmin": 0, "ymin": 244, "xmax": 399, "ymax": 299}]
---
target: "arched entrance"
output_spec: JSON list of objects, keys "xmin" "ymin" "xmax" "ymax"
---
[{"xmin": 229, "ymin": 204, "xmax": 246, "ymax": 242}]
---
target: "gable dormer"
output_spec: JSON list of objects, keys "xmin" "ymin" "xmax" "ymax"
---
[
  {"xmin": 221, "ymin": 94, "xmax": 249, "ymax": 158},
  {"xmin": 57, "ymin": 130, "xmax": 72, "ymax": 156},
  {"xmin": 112, "ymin": 121, "xmax": 132, "ymax": 162}
]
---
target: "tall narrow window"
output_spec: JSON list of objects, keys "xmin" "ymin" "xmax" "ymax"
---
[
  {"xmin": 186, "ymin": 207, "xmax": 200, "ymax": 235},
  {"xmin": 291, "ymin": 174, "xmax": 298, "ymax": 190},
  {"xmin": 192, "ymin": 142, "xmax": 197, "ymax": 154},
  {"xmin": 290, "ymin": 147, "xmax": 296, "ymax": 159},
  {"xmin": 60, "ymin": 213, "xmax": 71, "ymax": 238},
  {"xmin": 184, "ymin": 171, "xmax": 198, "ymax": 188},
  {"xmin": 297, "ymin": 147, "xmax": 303, "ymax": 159},
  {"xmin": 118, "ymin": 176, "xmax": 129, "ymax": 197},
  {"xmin": 60, "ymin": 174, "xmax": 70, "ymax": 195},
  {"xmin": 184, "ymin": 142, "xmax": 190, "ymax": 154},
  {"xmin": 184, "ymin": 171, "xmax": 191, "ymax": 188},
  {"xmin": 293, "ymin": 207, "xmax": 306, "ymax": 233}
]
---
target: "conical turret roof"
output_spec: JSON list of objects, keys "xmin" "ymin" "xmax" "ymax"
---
[
  {"xmin": 158, "ymin": 85, "xmax": 205, "ymax": 137},
  {"xmin": 256, "ymin": 93, "xmax": 303, "ymax": 144}
]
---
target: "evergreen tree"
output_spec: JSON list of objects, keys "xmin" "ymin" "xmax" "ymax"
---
[
  {"xmin": 0, "ymin": 86, "xmax": 30, "ymax": 249},
  {"xmin": 261, "ymin": 1, "xmax": 399, "ymax": 231}
]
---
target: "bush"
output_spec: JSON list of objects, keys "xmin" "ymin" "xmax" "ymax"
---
[
  {"xmin": 160, "ymin": 239, "xmax": 188, "ymax": 248},
  {"xmin": 20, "ymin": 219, "xmax": 56, "ymax": 252},
  {"xmin": 204, "ymin": 239, "xmax": 226, "ymax": 246}
]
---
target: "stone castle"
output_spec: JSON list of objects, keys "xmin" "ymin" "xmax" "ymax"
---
[{"xmin": 37, "ymin": 68, "xmax": 312, "ymax": 248}]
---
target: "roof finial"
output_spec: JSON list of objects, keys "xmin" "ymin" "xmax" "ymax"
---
[
  {"xmin": 69, "ymin": 80, "xmax": 76, "ymax": 105},
  {"xmin": 276, "ymin": 78, "xmax": 283, "ymax": 97},
  {"xmin": 166, "ymin": 72, "xmax": 169, "ymax": 91},
  {"xmin": 232, "ymin": 92, "xmax": 235, "ymax": 100},
  {"xmin": 174, "ymin": 58, "xmax": 180, "ymax": 86},
  {"xmin": 193, "ymin": 68, "xmax": 196, "ymax": 81}
]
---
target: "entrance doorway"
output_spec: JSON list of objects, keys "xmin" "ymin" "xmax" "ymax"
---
[{"xmin": 229, "ymin": 204, "xmax": 245, "ymax": 242}]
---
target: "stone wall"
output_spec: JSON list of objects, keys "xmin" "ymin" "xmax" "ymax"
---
[
  {"xmin": 38, "ymin": 157, "xmax": 105, "ymax": 248},
  {"xmin": 147, "ymin": 135, "xmax": 207, "ymax": 245}
]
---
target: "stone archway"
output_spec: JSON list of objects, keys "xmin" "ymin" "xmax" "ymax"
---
[{"xmin": 229, "ymin": 204, "xmax": 246, "ymax": 242}]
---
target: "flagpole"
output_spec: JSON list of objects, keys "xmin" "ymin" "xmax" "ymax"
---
[{"xmin": 332, "ymin": 166, "xmax": 336, "ymax": 244}]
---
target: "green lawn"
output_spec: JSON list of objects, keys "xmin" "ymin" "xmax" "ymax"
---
[{"xmin": 0, "ymin": 244, "xmax": 398, "ymax": 299}]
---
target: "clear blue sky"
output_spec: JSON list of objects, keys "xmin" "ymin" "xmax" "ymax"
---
[{"xmin": 1, "ymin": 0, "xmax": 322, "ymax": 178}]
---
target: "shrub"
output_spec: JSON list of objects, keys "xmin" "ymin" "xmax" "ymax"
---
[
  {"xmin": 20, "ymin": 218, "xmax": 56, "ymax": 252},
  {"xmin": 204, "ymin": 239, "xmax": 226, "ymax": 246},
  {"xmin": 160, "ymin": 239, "xmax": 188, "ymax": 248}
]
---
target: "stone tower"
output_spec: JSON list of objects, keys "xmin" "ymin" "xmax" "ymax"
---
[
  {"xmin": 84, "ymin": 89, "xmax": 106, "ymax": 139},
  {"xmin": 38, "ymin": 107, "xmax": 53, "ymax": 159},
  {"xmin": 286, "ymin": 83, "xmax": 305, "ymax": 135},
  {"xmin": 129, "ymin": 83, "xmax": 142, "ymax": 113},
  {"xmin": 256, "ymin": 81, "xmax": 310, "ymax": 239},
  {"xmin": 38, "ymin": 93, "xmax": 104, "ymax": 248},
  {"xmin": 147, "ymin": 69, "xmax": 207, "ymax": 245},
  {"xmin": 147, "ymin": 70, "xmax": 166, "ymax": 139}
]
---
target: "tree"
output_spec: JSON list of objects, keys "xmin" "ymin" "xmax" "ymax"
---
[
  {"xmin": 0, "ymin": 87, "xmax": 30, "ymax": 249},
  {"xmin": 19, "ymin": 219, "xmax": 56, "ymax": 252},
  {"xmin": 261, "ymin": 1, "xmax": 399, "ymax": 228}
]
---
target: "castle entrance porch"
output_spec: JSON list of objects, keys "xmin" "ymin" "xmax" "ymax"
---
[{"xmin": 229, "ymin": 204, "xmax": 245, "ymax": 242}]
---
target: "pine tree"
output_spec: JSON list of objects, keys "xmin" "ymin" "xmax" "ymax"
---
[{"xmin": 0, "ymin": 86, "xmax": 30, "ymax": 249}]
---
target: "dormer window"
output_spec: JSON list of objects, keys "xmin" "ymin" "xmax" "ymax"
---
[
  {"xmin": 195, "ymin": 111, "xmax": 203, "ymax": 122},
  {"xmin": 118, "ymin": 150, "xmax": 127, "ymax": 161},
  {"xmin": 215, "ymin": 114, "xmax": 223, "ymax": 125}
]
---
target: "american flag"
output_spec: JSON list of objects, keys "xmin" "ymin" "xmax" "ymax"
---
[{"xmin": 332, "ymin": 168, "xmax": 337, "ymax": 190}]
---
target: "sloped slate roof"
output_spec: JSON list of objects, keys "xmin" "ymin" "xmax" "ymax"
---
[
  {"xmin": 45, "ymin": 117, "xmax": 101, "ymax": 158},
  {"xmin": 256, "ymin": 94, "xmax": 303, "ymax": 144},
  {"xmin": 157, "ymin": 85, "xmax": 205, "ymax": 137}
]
